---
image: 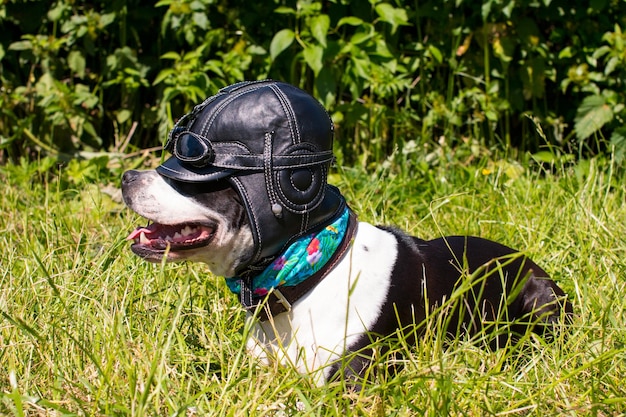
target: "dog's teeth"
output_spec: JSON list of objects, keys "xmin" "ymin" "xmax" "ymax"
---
[
  {"xmin": 165, "ymin": 234, "xmax": 173, "ymax": 241},
  {"xmin": 182, "ymin": 226, "xmax": 195, "ymax": 236},
  {"xmin": 139, "ymin": 232, "xmax": 149, "ymax": 244},
  {"xmin": 173, "ymin": 232, "xmax": 182, "ymax": 239}
]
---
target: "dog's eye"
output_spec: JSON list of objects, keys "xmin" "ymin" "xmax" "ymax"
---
[
  {"xmin": 167, "ymin": 178, "xmax": 232, "ymax": 196},
  {"xmin": 199, "ymin": 180, "xmax": 231, "ymax": 193}
]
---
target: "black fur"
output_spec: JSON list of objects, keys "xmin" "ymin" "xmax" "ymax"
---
[{"xmin": 331, "ymin": 229, "xmax": 573, "ymax": 383}]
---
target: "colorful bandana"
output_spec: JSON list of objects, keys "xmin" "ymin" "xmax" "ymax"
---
[{"xmin": 225, "ymin": 208, "xmax": 350, "ymax": 297}]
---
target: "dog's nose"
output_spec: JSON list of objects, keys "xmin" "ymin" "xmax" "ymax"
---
[{"xmin": 122, "ymin": 170, "xmax": 140, "ymax": 185}]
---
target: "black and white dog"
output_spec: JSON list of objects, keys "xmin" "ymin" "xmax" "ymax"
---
[{"xmin": 122, "ymin": 80, "xmax": 572, "ymax": 385}]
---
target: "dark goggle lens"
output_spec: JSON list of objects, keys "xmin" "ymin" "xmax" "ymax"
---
[{"xmin": 172, "ymin": 131, "xmax": 214, "ymax": 167}]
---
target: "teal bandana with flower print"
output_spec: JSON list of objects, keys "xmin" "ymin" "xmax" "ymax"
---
[{"xmin": 225, "ymin": 208, "xmax": 349, "ymax": 297}]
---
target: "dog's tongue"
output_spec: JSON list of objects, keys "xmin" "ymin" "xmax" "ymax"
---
[
  {"xmin": 126, "ymin": 223, "xmax": 213, "ymax": 247},
  {"xmin": 126, "ymin": 223, "xmax": 160, "ymax": 240}
]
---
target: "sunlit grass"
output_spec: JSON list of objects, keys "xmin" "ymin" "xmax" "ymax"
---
[{"xmin": 1, "ymin": 154, "xmax": 625, "ymax": 415}]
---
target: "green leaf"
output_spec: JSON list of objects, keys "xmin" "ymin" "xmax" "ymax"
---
[
  {"xmin": 315, "ymin": 68, "xmax": 337, "ymax": 109},
  {"xmin": 605, "ymin": 56, "xmax": 619, "ymax": 76},
  {"xmin": 47, "ymin": 3, "xmax": 67, "ymax": 21},
  {"xmin": 350, "ymin": 30, "xmax": 374, "ymax": 45},
  {"xmin": 100, "ymin": 12, "xmax": 116, "ymax": 27},
  {"xmin": 204, "ymin": 60, "xmax": 225, "ymax": 77},
  {"xmin": 337, "ymin": 16, "xmax": 363, "ymax": 27},
  {"xmin": 532, "ymin": 150, "xmax": 559, "ymax": 164},
  {"xmin": 558, "ymin": 46, "xmax": 573, "ymax": 59},
  {"xmin": 160, "ymin": 51, "xmax": 181, "ymax": 60},
  {"xmin": 8, "ymin": 40, "xmax": 33, "ymax": 51},
  {"xmin": 610, "ymin": 127, "xmax": 626, "ymax": 163},
  {"xmin": 153, "ymin": 69, "xmax": 175, "ymax": 85},
  {"xmin": 481, "ymin": 0, "xmax": 493, "ymax": 21},
  {"xmin": 82, "ymin": 121, "xmax": 100, "ymax": 141},
  {"xmin": 310, "ymin": 14, "xmax": 330, "ymax": 47},
  {"xmin": 162, "ymin": 86, "xmax": 181, "ymax": 102},
  {"xmin": 192, "ymin": 12, "xmax": 208, "ymax": 29},
  {"xmin": 247, "ymin": 45, "xmax": 266, "ymax": 55},
  {"xmin": 428, "ymin": 45, "xmax": 443, "ymax": 64},
  {"xmin": 592, "ymin": 45, "xmax": 611, "ymax": 60},
  {"xmin": 302, "ymin": 44, "xmax": 324, "ymax": 75},
  {"xmin": 68, "ymin": 50, "xmax": 86, "ymax": 78},
  {"xmin": 574, "ymin": 95, "xmax": 614, "ymax": 140},
  {"xmin": 270, "ymin": 29, "xmax": 295, "ymax": 61},
  {"xmin": 485, "ymin": 109, "xmax": 499, "ymax": 122},
  {"xmin": 502, "ymin": 1, "xmax": 515, "ymax": 18},
  {"xmin": 374, "ymin": 4, "xmax": 408, "ymax": 34},
  {"xmin": 615, "ymin": 24, "xmax": 624, "ymax": 51},
  {"xmin": 274, "ymin": 6, "xmax": 296, "ymax": 15},
  {"xmin": 73, "ymin": 84, "xmax": 99, "ymax": 109},
  {"xmin": 374, "ymin": 38, "xmax": 393, "ymax": 58},
  {"xmin": 116, "ymin": 109, "xmax": 133, "ymax": 124},
  {"xmin": 350, "ymin": 55, "xmax": 370, "ymax": 80}
]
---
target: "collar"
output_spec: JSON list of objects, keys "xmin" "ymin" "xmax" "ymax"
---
[{"xmin": 225, "ymin": 208, "xmax": 358, "ymax": 321}]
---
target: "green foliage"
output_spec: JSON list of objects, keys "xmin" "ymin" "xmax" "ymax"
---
[
  {"xmin": 565, "ymin": 23, "xmax": 626, "ymax": 162},
  {"xmin": 1, "ymin": 0, "xmax": 626, "ymax": 165}
]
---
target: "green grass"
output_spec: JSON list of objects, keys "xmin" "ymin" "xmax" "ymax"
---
[{"xmin": 1, "ymin": 153, "xmax": 625, "ymax": 416}]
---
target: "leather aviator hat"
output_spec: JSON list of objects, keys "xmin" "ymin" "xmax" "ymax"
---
[{"xmin": 157, "ymin": 80, "xmax": 347, "ymax": 277}]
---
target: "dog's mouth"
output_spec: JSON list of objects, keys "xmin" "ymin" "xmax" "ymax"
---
[{"xmin": 126, "ymin": 222, "xmax": 216, "ymax": 252}]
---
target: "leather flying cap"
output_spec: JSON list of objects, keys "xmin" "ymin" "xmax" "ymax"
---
[
  {"xmin": 158, "ymin": 80, "xmax": 335, "ymax": 183},
  {"xmin": 156, "ymin": 80, "xmax": 346, "ymax": 274}
]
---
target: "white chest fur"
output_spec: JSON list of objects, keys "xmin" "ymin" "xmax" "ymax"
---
[{"xmin": 246, "ymin": 222, "xmax": 398, "ymax": 384}]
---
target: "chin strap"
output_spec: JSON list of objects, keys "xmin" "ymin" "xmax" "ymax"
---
[{"xmin": 226, "ymin": 208, "xmax": 358, "ymax": 321}]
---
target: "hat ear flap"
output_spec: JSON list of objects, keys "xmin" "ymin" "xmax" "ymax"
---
[{"xmin": 275, "ymin": 164, "xmax": 326, "ymax": 213}]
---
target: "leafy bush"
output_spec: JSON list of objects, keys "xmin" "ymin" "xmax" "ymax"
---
[{"xmin": 1, "ymin": 0, "xmax": 625, "ymax": 166}]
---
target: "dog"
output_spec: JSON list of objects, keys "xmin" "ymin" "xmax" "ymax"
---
[{"xmin": 122, "ymin": 80, "xmax": 572, "ymax": 385}]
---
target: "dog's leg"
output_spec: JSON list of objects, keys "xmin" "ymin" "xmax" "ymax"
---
[{"xmin": 327, "ymin": 347, "xmax": 375, "ymax": 391}]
